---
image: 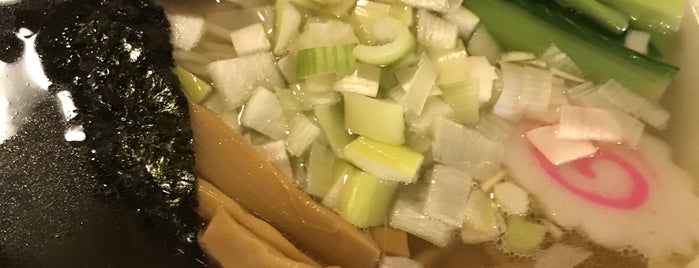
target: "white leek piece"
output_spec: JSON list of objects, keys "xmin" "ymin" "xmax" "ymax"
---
[
  {"xmin": 354, "ymin": 17, "xmax": 415, "ymax": 65},
  {"xmin": 432, "ymin": 48, "xmax": 469, "ymax": 86},
  {"xmin": 492, "ymin": 181, "xmax": 529, "ymax": 215},
  {"xmin": 302, "ymin": 74, "xmax": 336, "ymax": 93},
  {"xmin": 502, "ymin": 216, "xmax": 548, "ymax": 254},
  {"xmin": 202, "ymin": 92, "xmax": 242, "ymax": 134},
  {"xmin": 526, "ymin": 125, "xmax": 597, "ymax": 165},
  {"xmin": 166, "ymin": 13, "xmax": 205, "ymax": 51},
  {"xmin": 466, "ymin": 25, "xmax": 502, "ymax": 64},
  {"xmin": 277, "ymin": 54, "xmax": 298, "ymax": 85},
  {"xmin": 230, "ymin": 23, "xmax": 271, "ymax": 56},
  {"xmin": 557, "ymin": 106, "xmax": 623, "ymax": 142},
  {"xmin": 540, "ymin": 45, "xmax": 583, "ymax": 78},
  {"xmin": 479, "ymin": 170, "xmax": 506, "ymax": 192},
  {"xmin": 466, "ymin": 56, "xmax": 497, "ymax": 104},
  {"xmin": 207, "ymin": 52, "xmax": 285, "ymax": 109},
  {"xmin": 461, "ymin": 189, "xmax": 505, "ymax": 244},
  {"xmin": 534, "ymin": 244, "xmax": 592, "ymax": 268},
  {"xmin": 402, "ymin": 54, "xmax": 438, "ymax": 115},
  {"xmin": 241, "ymin": 87, "xmax": 287, "ymax": 140},
  {"xmin": 314, "ymin": 103, "xmax": 354, "ymax": 155},
  {"xmin": 500, "ymin": 51, "xmax": 536, "ymax": 63},
  {"xmin": 442, "ymin": 6, "xmax": 480, "ymax": 40},
  {"xmin": 343, "ymin": 136, "xmax": 424, "ymax": 183},
  {"xmin": 474, "ymin": 113, "xmax": 513, "ymax": 142},
  {"xmin": 295, "ymin": 20, "xmax": 359, "ymax": 51},
  {"xmin": 380, "ymin": 256, "xmax": 424, "ymax": 268},
  {"xmin": 519, "ymin": 66, "xmax": 553, "ymax": 114},
  {"xmin": 399, "ymin": 0, "xmax": 451, "ymax": 12},
  {"xmin": 432, "ymin": 117, "xmax": 505, "ymax": 179},
  {"xmin": 388, "ymin": 2, "xmax": 414, "ymax": 26},
  {"xmin": 285, "ymin": 114, "xmax": 322, "ymax": 156},
  {"xmin": 440, "ymin": 81, "xmax": 480, "ymax": 124},
  {"xmin": 276, "ymin": 87, "xmax": 309, "ymax": 111},
  {"xmin": 405, "ymin": 97, "xmax": 454, "ymax": 135},
  {"xmin": 344, "ymin": 93, "xmax": 405, "ymax": 145},
  {"xmin": 416, "ymin": 9, "xmax": 459, "ymax": 50},
  {"xmin": 334, "ymin": 63, "xmax": 381, "ymax": 97},
  {"xmin": 274, "ymin": 0, "xmax": 302, "ymax": 55},
  {"xmin": 573, "ymin": 93, "xmax": 645, "ymax": 147},
  {"xmin": 252, "ymin": 140, "xmax": 293, "ymax": 179},
  {"xmin": 594, "ymin": 79, "xmax": 670, "ymax": 129},
  {"xmin": 493, "ymin": 63, "xmax": 525, "ymax": 120},
  {"xmin": 390, "ymin": 186, "xmax": 457, "ymax": 247},
  {"xmin": 624, "ymin": 30, "xmax": 651, "ymax": 55},
  {"xmin": 424, "ymin": 165, "xmax": 473, "ymax": 227},
  {"xmin": 526, "ymin": 78, "xmax": 569, "ymax": 122}
]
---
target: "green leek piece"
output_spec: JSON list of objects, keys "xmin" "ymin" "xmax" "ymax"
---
[
  {"xmin": 338, "ymin": 171, "xmax": 399, "ymax": 227},
  {"xmin": 307, "ymin": 142, "xmax": 339, "ymax": 197},
  {"xmin": 173, "ymin": 65, "xmax": 212, "ymax": 103},
  {"xmin": 296, "ymin": 44, "xmax": 357, "ymax": 78},
  {"xmin": 314, "ymin": 103, "xmax": 354, "ymax": 156},
  {"xmin": 276, "ymin": 87, "xmax": 310, "ymax": 111},
  {"xmin": 440, "ymin": 81, "xmax": 480, "ymax": 124},
  {"xmin": 501, "ymin": 216, "xmax": 548, "ymax": 254},
  {"xmin": 353, "ymin": 17, "xmax": 415, "ymax": 66},
  {"xmin": 463, "ymin": 0, "xmax": 679, "ymax": 101},
  {"xmin": 555, "ymin": 0, "xmax": 629, "ymax": 34},
  {"xmin": 343, "ymin": 136, "xmax": 423, "ymax": 183},
  {"xmin": 343, "ymin": 93, "xmax": 405, "ymax": 145}
]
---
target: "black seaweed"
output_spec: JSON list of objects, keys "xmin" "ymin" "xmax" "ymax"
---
[{"xmin": 21, "ymin": 0, "xmax": 199, "ymax": 255}]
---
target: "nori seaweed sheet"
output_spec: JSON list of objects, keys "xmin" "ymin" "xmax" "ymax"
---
[{"xmin": 0, "ymin": 0, "xmax": 201, "ymax": 262}]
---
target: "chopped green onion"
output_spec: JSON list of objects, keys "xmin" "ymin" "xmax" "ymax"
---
[
  {"xmin": 252, "ymin": 140, "xmax": 294, "ymax": 179},
  {"xmin": 285, "ymin": 114, "xmax": 322, "ymax": 156},
  {"xmin": 431, "ymin": 48, "xmax": 469, "ymax": 86},
  {"xmin": 539, "ymin": 45, "xmax": 583, "ymax": 78},
  {"xmin": 297, "ymin": 44, "xmax": 357, "ymax": 79},
  {"xmin": 467, "ymin": 56, "xmax": 498, "ymax": 104},
  {"xmin": 334, "ymin": 63, "xmax": 382, "ymax": 97},
  {"xmin": 230, "ymin": 23, "xmax": 271, "ymax": 56},
  {"xmin": 353, "ymin": 17, "xmax": 416, "ymax": 66},
  {"xmin": 424, "ymin": 165, "xmax": 474, "ymax": 227},
  {"xmin": 440, "ymin": 81, "xmax": 480, "ymax": 124},
  {"xmin": 432, "ymin": 117, "xmax": 504, "ymax": 179},
  {"xmin": 307, "ymin": 142, "xmax": 340, "ymax": 197},
  {"xmin": 296, "ymin": 20, "xmax": 359, "ymax": 51},
  {"xmin": 557, "ymin": 106, "xmax": 624, "ymax": 142},
  {"xmin": 416, "ymin": 9, "xmax": 459, "ymax": 50},
  {"xmin": 390, "ymin": 180, "xmax": 458, "ymax": 247},
  {"xmin": 399, "ymin": 0, "xmax": 451, "ymax": 12},
  {"xmin": 343, "ymin": 136, "xmax": 424, "ymax": 183},
  {"xmin": 594, "ymin": 79, "xmax": 669, "ymax": 129},
  {"xmin": 344, "ymin": 93, "xmax": 405, "ymax": 145},
  {"xmin": 466, "ymin": 25, "xmax": 503, "ymax": 64},
  {"xmin": 314, "ymin": 103, "xmax": 355, "ymax": 156},
  {"xmin": 461, "ymin": 189, "xmax": 505, "ymax": 244},
  {"xmin": 535, "ymin": 244, "xmax": 592, "ymax": 268},
  {"xmin": 492, "ymin": 181, "xmax": 529, "ymax": 215},
  {"xmin": 274, "ymin": 0, "xmax": 302, "ymax": 55},
  {"xmin": 501, "ymin": 216, "xmax": 548, "ymax": 254},
  {"xmin": 526, "ymin": 125, "xmax": 597, "ymax": 165},
  {"xmin": 277, "ymin": 54, "xmax": 299, "ymax": 84},
  {"xmin": 241, "ymin": 87, "xmax": 288, "ymax": 140},
  {"xmin": 166, "ymin": 13, "xmax": 206, "ymax": 51},
  {"xmin": 339, "ymin": 171, "xmax": 399, "ymax": 227},
  {"xmin": 321, "ymin": 163, "xmax": 353, "ymax": 209},
  {"xmin": 172, "ymin": 65, "xmax": 213, "ymax": 103},
  {"xmin": 207, "ymin": 52, "xmax": 285, "ymax": 109},
  {"xmin": 442, "ymin": 6, "xmax": 481, "ymax": 40},
  {"xmin": 402, "ymin": 54, "xmax": 438, "ymax": 115}
]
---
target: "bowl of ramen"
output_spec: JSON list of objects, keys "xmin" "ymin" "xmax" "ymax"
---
[{"xmin": 1, "ymin": 0, "xmax": 698, "ymax": 267}]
